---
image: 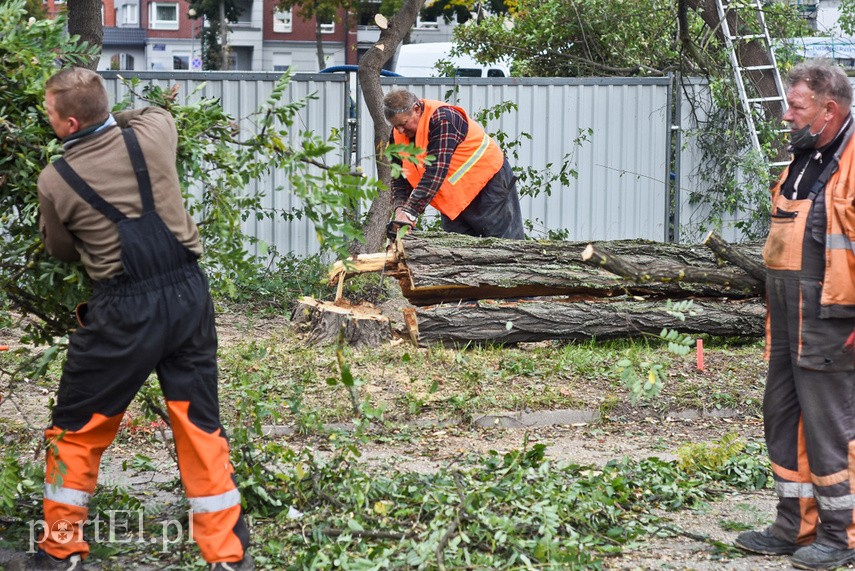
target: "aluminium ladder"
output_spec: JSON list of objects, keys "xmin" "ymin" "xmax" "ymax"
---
[{"xmin": 714, "ymin": 0, "xmax": 789, "ymax": 167}]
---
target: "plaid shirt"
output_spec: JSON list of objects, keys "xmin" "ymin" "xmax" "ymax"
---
[{"xmin": 390, "ymin": 105, "xmax": 469, "ymax": 216}]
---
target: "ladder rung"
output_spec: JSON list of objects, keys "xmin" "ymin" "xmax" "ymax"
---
[
  {"xmin": 720, "ymin": 1, "xmax": 764, "ymax": 12},
  {"xmin": 741, "ymin": 64, "xmax": 776, "ymax": 71},
  {"xmin": 729, "ymin": 34, "xmax": 766, "ymax": 41},
  {"xmin": 771, "ymin": 161, "xmax": 791, "ymax": 168},
  {"xmin": 748, "ymin": 96, "xmax": 784, "ymax": 103}
]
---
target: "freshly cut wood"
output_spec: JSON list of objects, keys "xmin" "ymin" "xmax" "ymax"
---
[
  {"xmin": 704, "ymin": 231, "xmax": 767, "ymax": 283},
  {"xmin": 411, "ymin": 298, "xmax": 764, "ymax": 346},
  {"xmin": 328, "ymin": 250, "xmax": 403, "ymax": 286},
  {"xmin": 581, "ymin": 243, "xmax": 762, "ymax": 292},
  {"xmin": 397, "ymin": 233, "xmax": 762, "ymax": 305},
  {"xmin": 292, "ymin": 297, "xmax": 391, "ymax": 348}
]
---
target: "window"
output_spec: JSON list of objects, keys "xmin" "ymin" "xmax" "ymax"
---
[
  {"xmin": 232, "ymin": 0, "xmax": 253, "ymax": 26},
  {"xmin": 109, "ymin": 53, "xmax": 135, "ymax": 70},
  {"xmin": 272, "ymin": 53, "xmax": 291, "ymax": 72},
  {"xmin": 273, "ymin": 8, "xmax": 291, "ymax": 33},
  {"xmin": 415, "ymin": 14, "xmax": 438, "ymax": 29},
  {"xmin": 173, "ymin": 55, "xmax": 189, "ymax": 70},
  {"xmin": 122, "ymin": 3, "xmax": 138, "ymax": 25},
  {"xmin": 149, "ymin": 2, "xmax": 178, "ymax": 30},
  {"xmin": 319, "ymin": 19, "xmax": 334, "ymax": 34}
]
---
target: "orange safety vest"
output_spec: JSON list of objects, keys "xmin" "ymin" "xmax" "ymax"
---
[
  {"xmin": 765, "ymin": 125, "xmax": 855, "ymax": 317},
  {"xmin": 393, "ymin": 99, "xmax": 505, "ymax": 220}
]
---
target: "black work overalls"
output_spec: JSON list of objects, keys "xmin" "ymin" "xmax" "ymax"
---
[
  {"xmin": 763, "ymin": 144, "xmax": 855, "ymax": 550},
  {"xmin": 40, "ymin": 128, "xmax": 249, "ymax": 564}
]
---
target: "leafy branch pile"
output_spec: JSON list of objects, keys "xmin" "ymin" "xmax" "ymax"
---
[{"xmin": 241, "ymin": 434, "xmax": 769, "ymax": 570}]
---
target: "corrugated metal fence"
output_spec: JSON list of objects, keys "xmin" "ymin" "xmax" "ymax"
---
[{"xmin": 101, "ymin": 71, "xmax": 746, "ymax": 256}]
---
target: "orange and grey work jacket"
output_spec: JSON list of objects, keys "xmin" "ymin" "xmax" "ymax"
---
[
  {"xmin": 770, "ymin": 120, "xmax": 855, "ymax": 318},
  {"xmin": 393, "ymin": 99, "xmax": 504, "ymax": 220}
]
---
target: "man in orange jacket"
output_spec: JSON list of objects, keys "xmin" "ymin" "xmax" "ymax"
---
[
  {"xmin": 734, "ymin": 60, "xmax": 855, "ymax": 571},
  {"xmin": 384, "ymin": 89, "xmax": 524, "ymax": 240},
  {"xmin": 8, "ymin": 67, "xmax": 252, "ymax": 571}
]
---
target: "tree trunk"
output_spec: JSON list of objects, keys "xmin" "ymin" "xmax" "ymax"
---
[
  {"xmin": 704, "ymin": 230, "xmax": 766, "ymax": 283},
  {"xmin": 66, "ymin": 0, "xmax": 102, "ymax": 69},
  {"xmin": 396, "ymin": 232, "xmax": 762, "ymax": 305},
  {"xmin": 315, "ymin": 19, "xmax": 326, "ymax": 70},
  {"xmin": 410, "ymin": 298, "xmax": 765, "ymax": 346},
  {"xmin": 355, "ymin": 0, "xmax": 425, "ymax": 254},
  {"xmin": 581, "ymin": 243, "xmax": 761, "ymax": 292},
  {"xmin": 220, "ymin": 0, "xmax": 229, "ymax": 70}
]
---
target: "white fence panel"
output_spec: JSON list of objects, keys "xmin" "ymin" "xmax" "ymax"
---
[
  {"xmin": 101, "ymin": 73, "xmax": 673, "ymax": 256},
  {"xmin": 361, "ymin": 77, "xmax": 672, "ymax": 241}
]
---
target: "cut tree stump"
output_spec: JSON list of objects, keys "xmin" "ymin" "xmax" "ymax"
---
[
  {"xmin": 292, "ymin": 297, "xmax": 391, "ymax": 347},
  {"xmin": 410, "ymin": 298, "xmax": 765, "ymax": 346}
]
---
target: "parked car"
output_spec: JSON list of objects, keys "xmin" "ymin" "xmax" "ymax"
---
[{"xmin": 393, "ymin": 42, "xmax": 511, "ymax": 78}]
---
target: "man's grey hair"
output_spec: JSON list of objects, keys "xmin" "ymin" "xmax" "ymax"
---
[
  {"xmin": 383, "ymin": 89, "xmax": 421, "ymax": 119},
  {"xmin": 787, "ymin": 59, "xmax": 853, "ymax": 109}
]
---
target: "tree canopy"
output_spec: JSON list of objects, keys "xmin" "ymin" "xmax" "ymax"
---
[{"xmin": 454, "ymin": 0, "xmax": 811, "ymax": 77}]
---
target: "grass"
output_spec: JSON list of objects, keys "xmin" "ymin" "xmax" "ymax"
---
[
  {"xmin": 211, "ymin": 319, "xmax": 767, "ymax": 426},
  {"xmin": 0, "ymin": 304, "xmax": 771, "ymax": 570}
]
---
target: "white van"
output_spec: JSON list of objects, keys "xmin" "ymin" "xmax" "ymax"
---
[{"xmin": 393, "ymin": 42, "xmax": 511, "ymax": 78}]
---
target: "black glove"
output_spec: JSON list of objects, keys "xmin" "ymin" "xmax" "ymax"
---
[{"xmin": 386, "ymin": 220, "xmax": 413, "ymax": 241}]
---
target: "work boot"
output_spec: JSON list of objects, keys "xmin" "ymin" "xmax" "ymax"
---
[
  {"xmin": 4, "ymin": 551, "xmax": 85, "ymax": 571},
  {"xmin": 210, "ymin": 554, "xmax": 254, "ymax": 571},
  {"xmin": 734, "ymin": 528, "xmax": 801, "ymax": 555},
  {"xmin": 791, "ymin": 543, "xmax": 855, "ymax": 570}
]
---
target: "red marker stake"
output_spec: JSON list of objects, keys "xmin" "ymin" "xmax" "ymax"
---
[{"xmin": 696, "ymin": 339, "xmax": 704, "ymax": 371}]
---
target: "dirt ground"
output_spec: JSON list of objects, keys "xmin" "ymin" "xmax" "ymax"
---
[{"xmin": 0, "ymin": 310, "xmax": 836, "ymax": 570}]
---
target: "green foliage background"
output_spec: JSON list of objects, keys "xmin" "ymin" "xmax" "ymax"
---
[{"xmin": 0, "ymin": 0, "xmax": 382, "ymax": 352}]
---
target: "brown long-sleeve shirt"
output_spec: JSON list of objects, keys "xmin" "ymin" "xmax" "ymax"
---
[{"xmin": 38, "ymin": 107, "xmax": 201, "ymax": 281}]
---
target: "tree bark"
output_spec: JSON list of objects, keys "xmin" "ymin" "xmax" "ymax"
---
[
  {"xmin": 704, "ymin": 230, "xmax": 767, "ymax": 283},
  {"xmin": 396, "ymin": 232, "xmax": 762, "ymax": 305},
  {"xmin": 315, "ymin": 19, "xmax": 326, "ymax": 70},
  {"xmin": 581, "ymin": 243, "xmax": 761, "ymax": 292},
  {"xmin": 411, "ymin": 298, "xmax": 764, "ymax": 346},
  {"xmin": 66, "ymin": 0, "xmax": 102, "ymax": 69},
  {"xmin": 356, "ymin": 0, "xmax": 424, "ymax": 254}
]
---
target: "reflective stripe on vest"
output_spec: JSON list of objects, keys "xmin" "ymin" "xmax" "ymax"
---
[
  {"xmin": 448, "ymin": 133, "xmax": 491, "ymax": 185},
  {"xmin": 827, "ymin": 233, "xmax": 855, "ymax": 255},
  {"xmin": 776, "ymin": 481, "xmax": 814, "ymax": 499},
  {"xmin": 817, "ymin": 492, "xmax": 855, "ymax": 511},
  {"xmin": 188, "ymin": 488, "xmax": 241, "ymax": 514},
  {"xmin": 44, "ymin": 484, "xmax": 92, "ymax": 507}
]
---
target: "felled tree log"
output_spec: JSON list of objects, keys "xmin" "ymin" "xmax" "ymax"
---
[
  {"xmin": 398, "ymin": 232, "xmax": 762, "ymax": 305},
  {"xmin": 704, "ymin": 231, "xmax": 767, "ymax": 283},
  {"xmin": 581, "ymin": 244, "xmax": 762, "ymax": 291},
  {"xmin": 411, "ymin": 298, "xmax": 765, "ymax": 346},
  {"xmin": 291, "ymin": 297, "xmax": 391, "ymax": 347}
]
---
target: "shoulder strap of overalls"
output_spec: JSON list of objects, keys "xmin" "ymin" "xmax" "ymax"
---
[
  {"xmin": 51, "ymin": 127, "xmax": 156, "ymax": 222},
  {"xmin": 53, "ymin": 158, "xmax": 127, "ymax": 223},
  {"xmin": 120, "ymin": 128, "xmax": 156, "ymax": 214},
  {"xmin": 808, "ymin": 116, "xmax": 855, "ymax": 200}
]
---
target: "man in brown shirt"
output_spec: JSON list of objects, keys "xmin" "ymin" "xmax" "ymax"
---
[{"xmin": 8, "ymin": 67, "xmax": 253, "ymax": 571}]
